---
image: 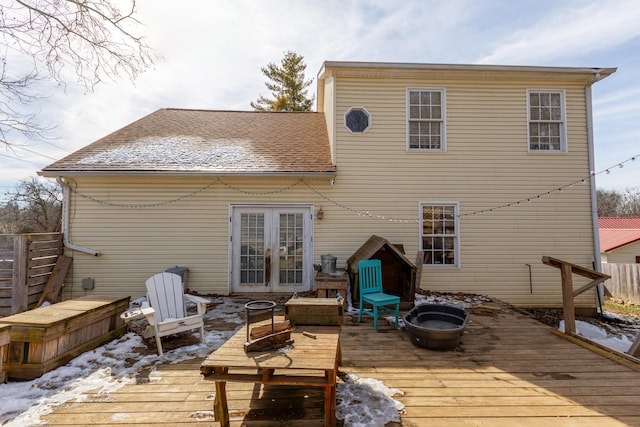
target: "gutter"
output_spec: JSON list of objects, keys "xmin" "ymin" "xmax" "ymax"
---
[
  {"xmin": 42, "ymin": 170, "xmax": 337, "ymax": 179},
  {"xmin": 584, "ymin": 69, "xmax": 612, "ymax": 310},
  {"xmin": 56, "ymin": 177, "xmax": 101, "ymax": 256}
]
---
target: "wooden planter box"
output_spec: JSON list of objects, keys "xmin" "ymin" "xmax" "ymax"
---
[
  {"xmin": 1, "ymin": 295, "xmax": 130, "ymax": 380},
  {"xmin": 0, "ymin": 323, "xmax": 9, "ymax": 383},
  {"xmin": 285, "ymin": 297, "xmax": 344, "ymax": 326},
  {"xmin": 315, "ymin": 270, "xmax": 348, "ymax": 298}
]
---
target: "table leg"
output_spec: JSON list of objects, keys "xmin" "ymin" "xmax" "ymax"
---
[
  {"xmin": 323, "ymin": 383, "xmax": 334, "ymax": 427},
  {"xmin": 213, "ymin": 367, "xmax": 230, "ymax": 427},
  {"xmin": 325, "ymin": 368, "xmax": 337, "ymax": 427},
  {"xmin": 330, "ymin": 383, "xmax": 337, "ymax": 427},
  {"xmin": 214, "ymin": 380, "xmax": 229, "ymax": 426}
]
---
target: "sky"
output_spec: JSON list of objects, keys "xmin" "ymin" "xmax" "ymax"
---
[
  {"xmin": 2, "ymin": 293, "xmax": 635, "ymax": 426},
  {"xmin": 1, "ymin": 0, "xmax": 640, "ymax": 201}
]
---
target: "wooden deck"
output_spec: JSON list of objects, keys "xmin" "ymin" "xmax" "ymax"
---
[{"xmin": 40, "ymin": 301, "xmax": 640, "ymax": 426}]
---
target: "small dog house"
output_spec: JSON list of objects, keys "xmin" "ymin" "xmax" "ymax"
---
[{"xmin": 347, "ymin": 235, "xmax": 418, "ymax": 309}]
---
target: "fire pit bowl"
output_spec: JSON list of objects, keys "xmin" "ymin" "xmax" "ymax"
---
[{"xmin": 403, "ymin": 304, "xmax": 469, "ymax": 351}]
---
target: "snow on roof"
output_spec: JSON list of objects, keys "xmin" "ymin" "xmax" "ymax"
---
[{"xmin": 41, "ymin": 109, "xmax": 336, "ymax": 176}]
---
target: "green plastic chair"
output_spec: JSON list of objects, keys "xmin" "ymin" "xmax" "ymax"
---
[{"xmin": 357, "ymin": 259, "xmax": 400, "ymax": 331}]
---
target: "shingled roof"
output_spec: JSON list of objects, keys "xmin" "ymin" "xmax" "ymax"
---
[{"xmin": 40, "ymin": 109, "xmax": 336, "ymax": 177}]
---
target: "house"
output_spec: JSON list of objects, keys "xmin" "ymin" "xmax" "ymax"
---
[
  {"xmin": 40, "ymin": 61, "xmax": 616, "ymax": 310},
  {"xmin": 599, "ymin": 217, "xmax": 640, "ymax": 263}
]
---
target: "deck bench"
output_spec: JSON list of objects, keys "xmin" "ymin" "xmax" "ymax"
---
[
  {"xmin": 0, "ymin": 323, "xmax": 9, "ymax": 383},
  {"xmin": 1, "ymin": 295, "xmax": 130, "ymax": 380}
]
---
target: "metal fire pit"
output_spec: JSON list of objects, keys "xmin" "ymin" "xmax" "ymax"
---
[{"xmin": 244, "ymin": 300, "xmax": 276, "ymax": 343}]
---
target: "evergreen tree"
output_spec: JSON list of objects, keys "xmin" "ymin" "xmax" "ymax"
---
[{"xmin": 251, "ymin": 51, "xmax": 314, "ymax": 111}]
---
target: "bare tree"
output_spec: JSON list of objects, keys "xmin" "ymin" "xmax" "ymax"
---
[
  {"xmin": 597, "ymin": 189, "xmax": 622, "ymax": 217},
  {"xmin": 597, "ymin": 187, "xmax": 640, "ymax": 217},
  {"xmin": 1, "ymin": 176, "xmax": 62, "ymax": 233},
  {"xmin": 0, "ymin": 200, "xmax": 21, "ymax": 233},
  {"xmin": 620, "ymin": 187, "xmax": 640, "ymax": 216},
  {"xmin": 0, "ymin": 0, "xmax": 156, "ymax": 146}
]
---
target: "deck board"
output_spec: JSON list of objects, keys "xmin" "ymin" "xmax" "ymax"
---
[{"xmin": 39, "ymin": 300, "xmax": 640, "ymax": 426}]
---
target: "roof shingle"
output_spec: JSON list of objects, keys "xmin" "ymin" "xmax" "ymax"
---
[{"xmin": 41, "ymin": 109, "xmax": 336, "ymax": 176}]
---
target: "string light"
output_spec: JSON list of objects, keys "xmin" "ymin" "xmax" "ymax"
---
[
  {"xmin": 302, "ymin": 181, "xmax": 419, "ymax": 223},
  {"xmin": 459, "ymin": 152, "xmax": 640, "ymax": 217},
  {"xmin": 67, "ymin": 152, "xmax": 638, "ymax": 221}
]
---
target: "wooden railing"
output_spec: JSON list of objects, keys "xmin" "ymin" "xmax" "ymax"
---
[
  {"xmin": 543, "ymin": 256, "xmax": 640, "ymax": 358},
  {"xmin": 542, "ymin": 256, "xmax": 610, "ymax": 335},
  {"xmin": 0, "ymin": 233, "xmax": 63, "ymax": 316}
]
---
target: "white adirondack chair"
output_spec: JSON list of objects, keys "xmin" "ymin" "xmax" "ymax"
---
[{"xmin": 141, "ymin": 272, "xmax": 209, "ymax": 355}]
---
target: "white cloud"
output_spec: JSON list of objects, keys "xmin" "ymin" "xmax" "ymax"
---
[
  {"xmin": 1, "ymin": 0, "xmax": 639, "ymax": 192},
  {"xmin": 479, "ymin": 0, "xmax": 640, "ymax": 64}
]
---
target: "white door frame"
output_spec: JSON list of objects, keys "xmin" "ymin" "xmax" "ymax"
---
[{"xmin": 229, "ymin": 204, "xmax": 314, "ymax": 293}]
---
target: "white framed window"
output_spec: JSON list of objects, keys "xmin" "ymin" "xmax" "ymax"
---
[
  {"xmin": 344, "ymin": 106, "xmax": 371, "ymax": 133},
  {"xmin": 407, "ymin": 88, "xmax": 446, "ymax": 151},
  {"xmin": 419, "ymin": 202, "xmax": 459, "ymax": 267},
  {"xmin": 527, "ymin": 90, "xmax": 566, "ymax": 152}
]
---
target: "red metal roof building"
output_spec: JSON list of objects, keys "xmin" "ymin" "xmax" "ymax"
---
[{"xmin": 598, "ymin": 217, "xmax": 640, "ymax": 263}]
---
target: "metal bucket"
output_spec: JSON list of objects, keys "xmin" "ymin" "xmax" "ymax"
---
[{"xmin": 320, "ymin": 255, "xmax": 337, "ymax": 274}]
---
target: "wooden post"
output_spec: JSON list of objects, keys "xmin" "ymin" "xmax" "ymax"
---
[
  {"xmin": 37, "ymin": 255, "xmax": 72, "ymax": 307},
  {"xmin": 560, "ymin": 263, "xmax": 576, "ymax": 335},
  {"xmin": 11, "ymin": 235, "xmax": 29, "ymax": 315},
  {"xmin": 542, "ymin": 256, "xmax": 609, "ymax": 337},
  {"xmin": 213, "ymin": 367, "xmax": 229, "ymax": 426}
]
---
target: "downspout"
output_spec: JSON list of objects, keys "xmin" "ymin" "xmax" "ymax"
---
[
  {"xmin": 56, "ymin": 177, "xmax": 101, "ymax": 256},
  {"xmin": 585, "ymin": 71, "xmax": 604, "ymax": 312}
]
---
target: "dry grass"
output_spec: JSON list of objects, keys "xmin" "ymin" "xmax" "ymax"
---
[{"xmin": 604, "ymin": 297, "xmax": 640, "ymax": 320}]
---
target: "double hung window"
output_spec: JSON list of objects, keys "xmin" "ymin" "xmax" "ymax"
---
[
  {"xmin": 407, "ymin": 89, "xmax": 445, "ymax": 150},
  {"xmin": 420, "ymin": 203, "xmax": 458, "ymax": 267},
  {"xmin": 527, "ymin": 90, "xmax": 566, "ymax": 152}
]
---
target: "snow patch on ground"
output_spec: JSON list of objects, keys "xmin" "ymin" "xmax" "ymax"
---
[{"xmin": 559, "ymin": 319, "xmax": 635, "ymax": 353}]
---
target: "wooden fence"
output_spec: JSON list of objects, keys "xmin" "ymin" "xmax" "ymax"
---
[
  {"xmin": 0, "ymin": 233, "xmax": 63, "ymax": 317},
  {"xmin": 602, "ymin": 263, "xmax": 640, "ymax": 305}
]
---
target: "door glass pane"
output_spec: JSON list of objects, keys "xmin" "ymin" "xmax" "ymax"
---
[
  {"xmin": 279, "ymin": 213, "xmax": 303, "ymax": 285},
  {"xmin": 240, "ymin": 213, "xmax": 264, "ymax": 284}
]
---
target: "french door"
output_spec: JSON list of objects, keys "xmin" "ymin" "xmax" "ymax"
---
[{"xmin": 231, "ymin": 205, "xmax": 313, "ymax": 293}]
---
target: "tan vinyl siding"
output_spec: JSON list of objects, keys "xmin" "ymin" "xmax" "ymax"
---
[
  {"xmin": 322, "ymin": 76, "xmax": 336, "ymax": 163},
  {"xmin": 63, "ymin": 176, "xmax": 341, "ymax": 299},
  {"xmin": 323, "ymin": 75, "xmax": 597, "ymax": 308},
  {"xmin": 61, "ymin": 67, "xmax": 602, "ymax": 309}
]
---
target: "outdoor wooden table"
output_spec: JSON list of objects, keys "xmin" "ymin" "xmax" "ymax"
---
[{"xmin": 200, "ymin": 316, "xmax": 341, "ymax": 427}]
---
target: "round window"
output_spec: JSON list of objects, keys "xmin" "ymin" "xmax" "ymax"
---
[{"xmin": 345, "ymin": 107, "xmax": 371, "ymax": 133}]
